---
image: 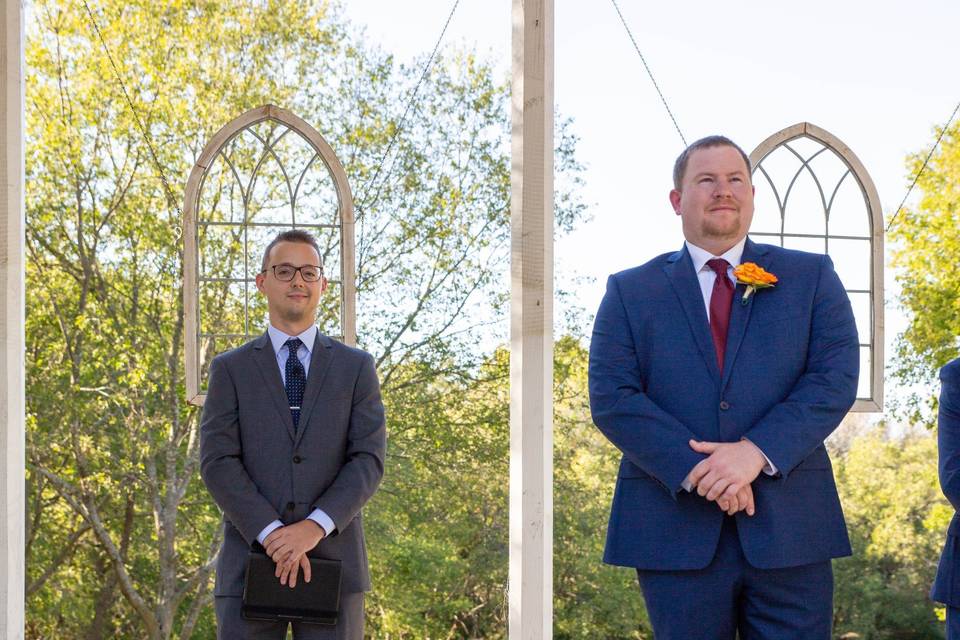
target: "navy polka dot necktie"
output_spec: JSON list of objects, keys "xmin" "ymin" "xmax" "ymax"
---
[{"xmin": 284, "ymin": 338, "xmax": 306, "ymax": 429}]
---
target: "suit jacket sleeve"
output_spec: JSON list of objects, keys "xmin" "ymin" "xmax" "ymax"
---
[
  {"xmin": 938, "ymin": 361, "xmax": 960, "ymax": 510},
  {"xmin": 200, "ymin": 356, "xmax": 282, "ymax": 544},
  {"xmin": 589, "ymin": 274, "xmax": 706, "ymax": 494},
  {"xmin": 743, "ymin": 254, "xmax": 859, "ymax": 476},
  {"xmin": 311, "ymin": 352, "xmax": 386, "ymax": 535}
]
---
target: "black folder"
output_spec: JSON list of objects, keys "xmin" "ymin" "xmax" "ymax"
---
[{"xmin": 241, "ymin": 547, "xmax": 341, "ymax": 625}]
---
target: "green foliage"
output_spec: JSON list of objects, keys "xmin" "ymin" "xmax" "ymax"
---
[
  {"xmin": 833, "ymin": 427, "xmax": 947, "ymax": 638},
  {"xmin": 27, "ymin": 1, "xmax": 343, "ymax": 636},
  {"xmin": 27, "ymin": 0, "xmax": 955, "ymax": 638},
  {"xmin": 552, "ymin": 337, "xmax": 650, "ymax": 639},
  {"xmin": 366, "ymin": 349, "xmax": 509, "ymax": 638},
  {"xmin": 365, "ymin": 337, "xmax": 650, "ymax": 639},
  {"xmin": 24, "ymin": 0, "xmax": 585, "ymax": 638},
  {"xmin": 889, "ymin": 122, "xmax": 960, "ymax": 426}
]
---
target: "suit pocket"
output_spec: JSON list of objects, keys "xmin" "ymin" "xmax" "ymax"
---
[
  {"xmin": 617, "ymin": 459, "xmax": 653, "ymax": 479},
  {"xmin": 213, "ymin": 523, "xmax": 247, "ymax": 597},
  {"xmin": 791, "ymin": 447, "xmax": 832, "ymax": 471},
  {"xmin": 949, "ymin": 517, "xmax": 960, "ymax": 537}
]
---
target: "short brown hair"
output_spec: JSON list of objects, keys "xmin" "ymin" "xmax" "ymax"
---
[
  {"xmin": 673, "ymin": 135, "xmax": 752, "ymax": 190},
  {"xmin": 260, "ymin": 229, "xmax": 322, "ymax": 272}
]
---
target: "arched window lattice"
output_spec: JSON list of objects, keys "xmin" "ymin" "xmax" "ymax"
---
[
  {"xmin": 749, "ymin": 122, "xmax": 883, "ymax": 412},
  {"xmin": 183, "ymin": 105, "xmax": 356, "ymax": 406}
]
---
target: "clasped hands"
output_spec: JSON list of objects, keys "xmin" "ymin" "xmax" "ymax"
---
[
  {"xmin": 684, "ymin": 439, "xmax": 767, "ymax": 516},
  {"xmin": 263, "ymin": 520, "xmax": 326, "ymax": 588}
]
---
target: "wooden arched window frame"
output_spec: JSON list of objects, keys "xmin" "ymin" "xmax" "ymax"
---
[
  {"xmin": 183, "ymin": 105, "xmax": 356, "ymax": 406},
  {"xmin": 749, "ymin": 122, "xmax": 883, "ymax": 412}
]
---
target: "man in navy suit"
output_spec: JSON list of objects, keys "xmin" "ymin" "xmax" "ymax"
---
[
  {"xmin": 932, "ymin": 357, "xmax": 960, "ymax": 637},
  {"xmin": 588, "ymin": 136, "xmax": 859, "ymax": 639}
]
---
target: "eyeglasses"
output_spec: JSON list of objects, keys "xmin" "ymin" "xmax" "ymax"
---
[{"xmin": 263, "ymin": 264, "xmax": 323, "ymax": 282}]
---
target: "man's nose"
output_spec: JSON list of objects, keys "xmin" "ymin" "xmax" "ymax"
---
[{"xmin": 713, "ymin": 179, "xmax": 733, "ymax": 197}]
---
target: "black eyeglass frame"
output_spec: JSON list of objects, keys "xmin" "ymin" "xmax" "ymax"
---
[{"xmin": 261, "ymin": 264, "xmax": 325, "ymax": 282}]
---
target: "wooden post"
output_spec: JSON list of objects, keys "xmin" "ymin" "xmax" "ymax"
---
[
  {"xmin": 509, "ymin": 0, "xmax": 553, "ymax": 637},
  {"xmin": 0, "ymin": 0, "xmax": 25, "ymax": 637}
]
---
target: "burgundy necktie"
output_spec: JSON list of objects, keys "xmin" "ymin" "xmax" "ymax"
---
[{"xmin": 707, "ymin": 258, "xmax": 734, "ymax": 373}]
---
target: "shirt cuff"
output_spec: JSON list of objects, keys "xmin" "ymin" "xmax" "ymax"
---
[
  {"xmin": 307, "ymin": 508, "xmax": 335, "ymax": 536},
  {"xmin": 743, "ymin": 438, "xmax": 778, "ymax": 476},
  {"xmin": 256, "ymin": 519, "xmax": 284, "ymax": 545}
]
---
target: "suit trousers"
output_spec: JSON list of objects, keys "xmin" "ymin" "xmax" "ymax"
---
[
  {"xmin": 214, "ymin": 591, "xmax": 363, "ymax": 640},
  {"xmin": 948, "ymin": 605, "xmax": 960, "ymax": 640},
  {"xmin": 636, "ymin": 517, "xmax": 833, "ymax": 640}
]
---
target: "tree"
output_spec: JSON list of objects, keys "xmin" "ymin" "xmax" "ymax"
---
[
  {"xmin": 25, "ymin": 0, "xmax": 585, "ymax": 637},
  {"xmin": 832, "ymin": 427, "xmax": 947, "ymax": 638},
  {"xmin": 888, "ymin": 121, "xmax": 960, "ymax": 426},
  {"xmin": 365, "ymin": 348, "xmax": 510, "ymax": 638},
  {"xmin": 364, "ymin": 336, "xmax": 651, "ymax": 639},
  {"xmin": 552, "ymin": 336, "xmax": 650, "ymax": 639}
]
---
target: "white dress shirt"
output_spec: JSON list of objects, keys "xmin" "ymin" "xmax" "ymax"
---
[
  {"xmin": 256, "ymin": 324, "xmax": 337, "ymax": 544},
  {"xmin": 685, "ymin": 238, "xmax": 745, "ymax": 321},
  {"xmin": 681, "ymin": 239, "xmax": 777, "ymax": 490}
]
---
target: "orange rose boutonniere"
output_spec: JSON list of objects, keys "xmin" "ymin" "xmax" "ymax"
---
[{"xmin": 733, "ymin": 262, "xmax": 778, "ymax": 305}]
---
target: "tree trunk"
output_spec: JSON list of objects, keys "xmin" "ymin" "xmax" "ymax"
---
[
  {"xmin": 85, "ymin": 493, "xmax": 135, "ymax": 640},
  {"xmin": 83, "ymin": 552, "xmax": 118, "ymax": 640}
]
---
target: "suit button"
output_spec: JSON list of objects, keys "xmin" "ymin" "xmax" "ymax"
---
[
  {"xmin": 293, "ymin": 455, "xmax": 302, "ymax": 464},
  {"xmin": 286, "ymin": 502, "xmax": 295, "ymax": 511},
  {"xmin": 719, "ymin": 401, "xmax": 730, "ymax": 410}
]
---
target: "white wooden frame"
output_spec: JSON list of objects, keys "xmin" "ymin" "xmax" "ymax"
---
[
  {"xmin": 183, "ymin": 105, "xmax": 356, "ymax": 406},
  {"xmin": 750, "ymin": 122, "xmax": 884, "ymax": 412},
  {"xmin": 509, "ymin": 0, "xmax": 554, "ymax": 637},
  {"xmin": 0, "ymin": 0, "xmax": 24, "ymax": 636}
]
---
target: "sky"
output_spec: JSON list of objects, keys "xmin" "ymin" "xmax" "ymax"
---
[{"xmin": 342, "ymin": 0, "xmax": 960, "ymax": 415}]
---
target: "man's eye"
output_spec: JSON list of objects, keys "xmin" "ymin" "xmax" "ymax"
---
[{"xmin": 276, "ymin": 267, "xmax": 294, "ymax": 278}]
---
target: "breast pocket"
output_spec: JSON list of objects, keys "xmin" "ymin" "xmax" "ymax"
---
[{"xmin": 751, "ymin": 304, "xmax": 806, "ymax": 328}]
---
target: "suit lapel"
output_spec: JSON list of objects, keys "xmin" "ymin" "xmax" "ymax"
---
[
  {"xmin": 663, "ymin": 246, "xmax": 721, "ymax": 385},
  {"xmin": 720, "ymin": 237, "xmax": 773, "ymax": 390},
  {"xmin": 252, "ymin": 332, "xmax": 297, "ymax": 442},
  {"xmin": 293, "ymin": 332, "xmax": 334, "ymax": 447}
]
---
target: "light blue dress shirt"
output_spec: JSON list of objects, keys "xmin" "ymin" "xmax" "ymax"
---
[{"xmin": 256, "ymin": 324, "xmax": 337, "ymax": 545}]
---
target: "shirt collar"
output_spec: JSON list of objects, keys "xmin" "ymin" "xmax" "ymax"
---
[
  {"xmin": 685, "ymin": 236, "xmax": 747, "ymax": 273},
  {"xmin": 267, "ymin": 324, "xmax": 318, "ymax": 356}
]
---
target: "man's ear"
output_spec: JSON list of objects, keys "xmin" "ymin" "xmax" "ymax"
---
[
  {"xmin": 320, "ymin": 275, "xmax": 329, "ymax": 294},
  {"xmin": 255, "ymin": 272, "xmax": 266, "ymax": 294},
  {"xmin": 669, "ymin": 189, "xmax": 682, "ymax": 215}
]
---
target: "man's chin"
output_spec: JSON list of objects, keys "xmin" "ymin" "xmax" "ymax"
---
[
  {"xmin": 279, "ymin": 309, "xmax": 313, "ymax": 324},
  {"xmin": 702, "ymin": 224, "xmax": 744, "ymax": 242}
]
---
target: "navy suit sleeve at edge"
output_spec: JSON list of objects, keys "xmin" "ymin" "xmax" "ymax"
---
[
  {"xmin": 311, "ymin": 352, "xmax": 386, "ymax": 536},
  {"xmin": 743, "ymin": 254, "xmax": 859, "ymax": 477},
  {"xmin": 588, "ymin": 274, "xmax": 706, "ymax": 495},
  {"xmin": 200, "ymin": 356, "xmax": 282, "ymax": 545},
  {"xmin": 938, "ymin": 361, "xmax": 960, "ymax": 510}
]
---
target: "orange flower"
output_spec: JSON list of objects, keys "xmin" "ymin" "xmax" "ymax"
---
[
  {"xmin": 733, "ymin": 262, "xmax": 778, "ymax": 304},
  {"xmin": 733, "ymin": 262, "xmax": 778, "ymax": 287}
]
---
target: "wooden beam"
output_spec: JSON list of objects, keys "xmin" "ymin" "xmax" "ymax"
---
[
  {"xmin": 0, "ymin": 0, "xmax": 25, "ymax": 637},
  {"xmin": 509, "ymin": 0, "xmax": 553, "ymax": 637}
]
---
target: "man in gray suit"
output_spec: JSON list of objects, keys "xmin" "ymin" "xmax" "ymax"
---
[{"xmin": 201, "ymin": 229, "xmax": 386, "ymax": 639}]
